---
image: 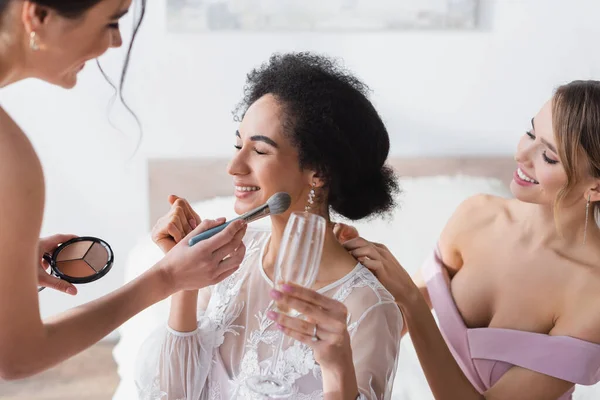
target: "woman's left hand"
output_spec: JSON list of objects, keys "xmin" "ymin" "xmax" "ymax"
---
[
  {"xmin": 343, "ymin": 237, "xmax": 418, "ymax": 306},
  {"xmin": 38, "ymin": 234, "xmax": 79, "ymax": 295},
  {"xmin": 333, "ymin": 223, "xmax": 359, "ymax": 243},
  {"xmin": 268, "ymin": 283, "xmax": 353, "ymax": 371}
]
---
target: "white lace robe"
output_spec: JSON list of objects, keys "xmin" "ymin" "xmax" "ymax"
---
[{"xmin": 135, "ymin": 228, "xmax": 403, "ymax": 400}]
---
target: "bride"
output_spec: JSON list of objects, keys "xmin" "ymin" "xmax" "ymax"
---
[{"xmin": 135, "ymin": 52, "xmax": 403, "ymax": 399}]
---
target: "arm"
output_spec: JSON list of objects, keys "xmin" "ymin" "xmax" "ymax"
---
[
  {"xmin": 0, "ymin": 125, "xmax": 247, "ymax": 380},
  {"xmin": 401, "ymin": 290, "xmax": 484, "ymax": 400},
  {"xmin": 135, "ymin": 197, "xmax": 246, "ymax": 399},
  {"xmin": 151, "ymin": 196, "xmax": 238, "ymax": 334}
]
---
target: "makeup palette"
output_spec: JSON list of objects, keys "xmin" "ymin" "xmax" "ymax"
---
[{"xmin": 38, "ymin": 237, "xmax": 114, "ymax": 292}]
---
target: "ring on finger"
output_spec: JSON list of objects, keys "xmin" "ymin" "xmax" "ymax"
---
[{"xmin": 311, "ymin": 324, "xmax": 319, "ymax": 342}]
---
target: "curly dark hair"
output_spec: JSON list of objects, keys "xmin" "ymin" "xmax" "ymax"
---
[{"xmin": 234, "ymin": 52, "xmax": 399, "ymax": 220}]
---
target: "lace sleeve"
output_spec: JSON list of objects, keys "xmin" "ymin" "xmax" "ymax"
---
[
  {"xmin": 134, "ymin": 286, "xmax": 215, "ymax": 400},
  {"xmin": 134, "ymin": 312, "xmax": 222, "ymax": 400},
  {"xmin": 351, "ymin": 302, "xmax": 403, "ymax": 400}
]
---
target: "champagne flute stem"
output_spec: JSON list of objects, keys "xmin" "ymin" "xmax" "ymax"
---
[{"xmin": 268, "ymin": 327, "xmax": 286, "ymax": 376}]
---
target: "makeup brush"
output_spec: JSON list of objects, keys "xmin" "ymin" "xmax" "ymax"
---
[{"xmin": 188, "ymin": 192, "xmax": 292, "ymax": 246}]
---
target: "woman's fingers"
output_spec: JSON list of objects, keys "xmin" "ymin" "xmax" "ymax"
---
[
  {"xmin": 267, "ymin": 310, "xmax": 341, "ymax": 339},
  {"xmin": 38, "ymin": 273, "xmax": 78, "ymax": 296},
  {"xmin": 189, "ymin": 206, "xmax": 201, "ymax": 229},
  {"xmin": 279, "ymin": 283, "xmax": 344, "ymax": 312},
  {"xmin": 169, "ymin": 195, "xmax": 199, "ymax": 230},
  {"xmin": 212, "ymin": 245, "xmax": 246, "ymax": 284},
  {"xmin": 348, "ymin": 244, "xmax": 381, "ymax": 261},
  {"xmin": 212, "ymin": 224, "xmax": 246, "ymax": 261},
  {"xmin": 333, "ymin": 223, "xmax": 359, "ymax": 243},
  {"xmin": 342, "ymin": 237, "xmax": 373, "ymax": 251},
  {"xmin": 270, "ymin": 287, "xmax": 348, "ymax": 332},
  {"xmin": 201, "ymin": 219, "xmax": 246, "ymax": 251},
  {"xmin": 167, "ymin": 219, "xmax": 184, "ymax": 243},
  {"xmin": 275, "ymin": 322, "xmax": 319, "ymax": 347},
  {"xmin": 217, "ymin": 243, "xmax": 246, "ymax": 272},
  {"xmin": 178, "ymin": 198, "xmax": 200, "ymax": 229},
  {"xmin": 357, "ymin": 257, "xmax": 385, "ymax": 273},
  {"xmin": 172, "ymin": 206, "xmax": 192, "ymax": 235}
]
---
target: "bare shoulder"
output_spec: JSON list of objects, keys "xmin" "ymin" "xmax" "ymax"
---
[
  {"xmin": 0, "ymin": 107, "xmax": 43, "ymax": 172},
  {"xmin": 555, "ymin": 267, "xmax": 600, "ymax": 346},
  {"xmin": 0, "ymin": 106, "xmax": 45, "ymax": 239},
  {"xmin": 449, "ymin": 194, "xmax": 511, "ymax": 235},
  {"xmin": 439, "ymin": 194, "xmax": 510, "ymax": 271},
  {"xmin": 557, "ymin": 303, "xmax": 600, "ymax": 350}
]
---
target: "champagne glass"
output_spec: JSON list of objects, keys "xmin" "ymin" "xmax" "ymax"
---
[{"xmin": 245, "ymin": 212, "xmax": 326, "ymax": 398}]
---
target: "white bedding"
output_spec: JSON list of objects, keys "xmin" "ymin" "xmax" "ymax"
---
[{"xmin": 112, "ymin": 175, "xmax": 600, "ymax": 400}]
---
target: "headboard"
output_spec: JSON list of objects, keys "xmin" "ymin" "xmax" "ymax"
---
[{"xmin": 148, "ymin": 156, "xmax": 515, "ymax": 226}]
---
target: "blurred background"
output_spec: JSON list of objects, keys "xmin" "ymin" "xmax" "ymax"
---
[{"xmin": 2, "ymin": 0, "xmax": 600, "ymax": 398}]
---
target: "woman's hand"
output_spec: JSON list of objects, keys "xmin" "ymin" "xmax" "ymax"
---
[
  {"xmin": 153, "ymin": 195, "xmax": 247, "ymax": 293},
  {"xmin": 267, "ymin": 283, "xmax": 353, "ymax": 371},
  {"xmin": 333, "ymin": 223, "xmax": 359, "ymax": 243},
  {"xmin": 152, "ymin": 195, "xmax": 202, "ymax": 254},
  {"xmin": 343, "ymin": 237, "xmax": 418, "ymax": 306},
  {"xmin": 38, "ymin": 234, "xmax": 79, "ymax": 295}
]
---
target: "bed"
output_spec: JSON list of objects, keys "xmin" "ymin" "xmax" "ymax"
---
[{"xmin": 112, "ymin": 156, "xmax": 599, "ymax": 400}]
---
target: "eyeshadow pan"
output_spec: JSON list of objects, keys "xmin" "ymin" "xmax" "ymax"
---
[
  {"xmin": 56, "ymin": 259, "xmax": 96, "ymax": 278},
  {"xmin": 84, "ymin": 242, "xmax": 109, "ymax": 272},
  {"xmin": 56, "ymin": 241, "xmax": 93, "ymax": 262}
]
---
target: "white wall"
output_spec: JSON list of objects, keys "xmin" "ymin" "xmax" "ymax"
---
[{"xmin": 2, "ymin": 0, "xmax": 599, "ymax": 340}]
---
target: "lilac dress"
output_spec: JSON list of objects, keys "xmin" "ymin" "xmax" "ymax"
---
[{"xmin": 422, "ymin": 247, "xmax": 600, "ymax": 399}]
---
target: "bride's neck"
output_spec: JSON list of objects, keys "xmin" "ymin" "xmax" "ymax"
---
[{"xmin": 263, "ymin": 213, "xmax": 357, "ymax": 286}]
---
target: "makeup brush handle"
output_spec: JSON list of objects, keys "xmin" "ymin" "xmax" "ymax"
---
[{"xmin": 188, "ymin": 220, "xmax": 232, "ymax": 246}]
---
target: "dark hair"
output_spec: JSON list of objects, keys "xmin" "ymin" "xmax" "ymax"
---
[
  {"xmin": 0, "ymin": 1, "xmax": 104, "ymax": 18},
  {"xmin": 234, "ymin": 52, "xmax": 399, "ymax": 220},
  {"xmin": 0, "ymin": 0, "xmax": 146, "ymax": 138},
  {"xmin": 552, "ymin": 80, "xmax": 600, "ymax": 228}
]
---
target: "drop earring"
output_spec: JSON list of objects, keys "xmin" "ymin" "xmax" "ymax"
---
[
  {"xmin": 29, "ymin": 31, "xmax": 40, "ymax": 51},
  {"xmin": 305, "ymin": 183, "xmax": 316, "ymax": 213},
  {"xmin": 584, "ymin": 194, "xmax": 591, "ymax": 245}
]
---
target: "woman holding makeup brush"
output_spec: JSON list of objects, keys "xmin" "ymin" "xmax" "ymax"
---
[{"xmin": 0, "ymin": 0, "xmax": 246, "ymax": 380}]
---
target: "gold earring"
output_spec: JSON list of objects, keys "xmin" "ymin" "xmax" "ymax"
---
[
  {"xmin": 29, "ymin": 31, "xmax": 40, "ymax": 51},
  {"xmin": 584, "ymin": 194, "xmax": 591, "ymax": 245},
  {"xmin": 304, "ymin": 183, "xmax": 316, "ymax": 213}
]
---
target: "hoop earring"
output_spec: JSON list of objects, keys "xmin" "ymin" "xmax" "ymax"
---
[
  {"xmin": 584, "ymin": 194, "xmax": 591, "ymax": 245},
  {"xmin": 304, "ymin": 183, "xmax": 316, "ymax": 213},
  {"xmin": 29, "ymin": 31, "xmax": 40, "ymax": 51}
]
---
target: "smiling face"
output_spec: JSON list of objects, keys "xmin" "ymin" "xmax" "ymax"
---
[
  {"xmin": 511, "ymin": 100, "xmax": 568, "ymax": 205},
  {"xmin": 227, "ymin": 94, "xmax": 317, "ymax": 217},
  {"xmin": 511, "ymin": 96, "xmax": 600, "ymax": 210},
  {"xmin": 23, "ymin": 0, "xmax": 131, "ymax": 88}
]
